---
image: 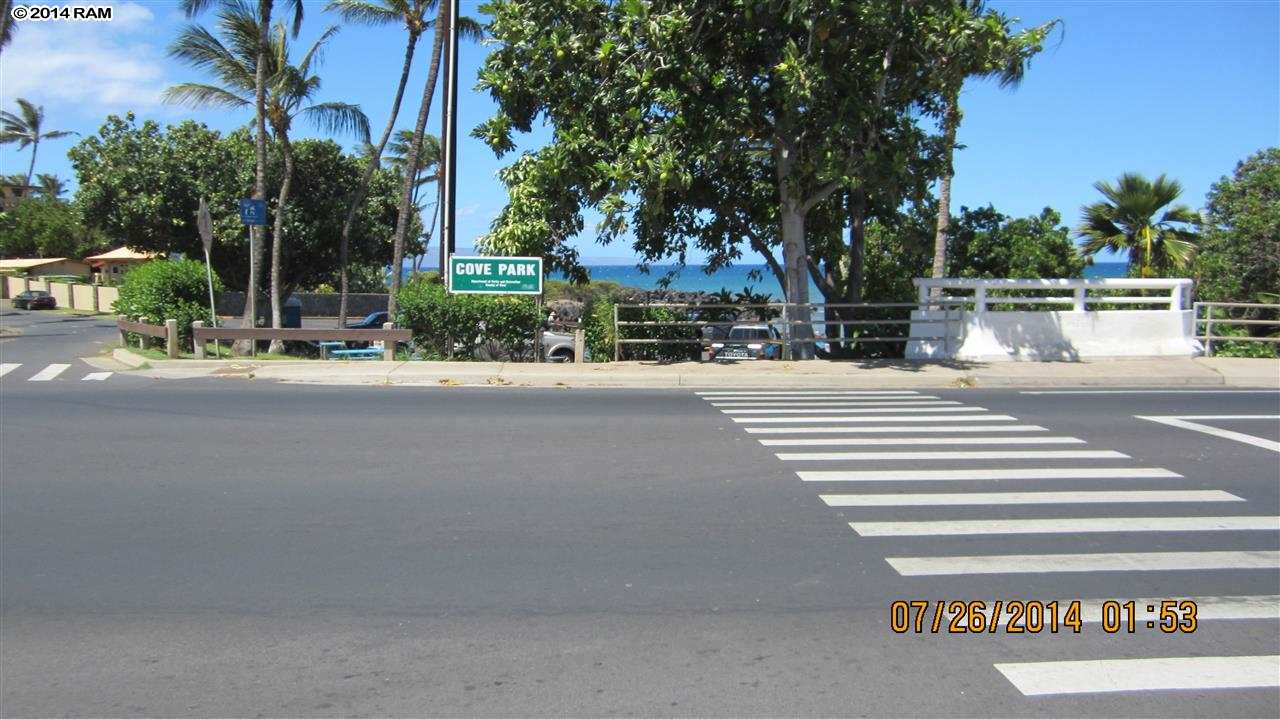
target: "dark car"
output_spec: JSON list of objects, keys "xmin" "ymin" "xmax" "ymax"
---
[
  {"xmin": 709, "ymin": 323, "xmax": 783, "ymax": 361},
  {"xmin": 13, "ymin": 290, "xmax": 56, "ymax": 310},
  {"xmin": 345, "ymin": 311, "xmax": 389, "ymax": 329}
]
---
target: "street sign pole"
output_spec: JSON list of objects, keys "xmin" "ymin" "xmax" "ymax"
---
[
  {"xmin": 197, "ymin": 198, "xmax": 221, "ymax": 358},
  {"xmin": 440, "ymin": 0, "xmax": 459, "ymax": 271}
]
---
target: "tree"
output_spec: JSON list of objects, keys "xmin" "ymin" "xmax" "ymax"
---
[
  {"xmin": 928, "ymin": 3, "xmax": 1056, "ymax": 285},
  {"xmin": 181, "ymin": 0, "xmax": 305, "ymax": 352},
  {"xmin": 476, "ymin": 0, "xmax": 959, "ymax": 357},
  {"xmin": 386, "ymin": 128, "xmax": 442, "ymax": 274},
  {"xmin": 0, "ymin": 99, "xmax": 75, "ymax": 188},
  {"xmin": 386, "ymin": 2, "xmax": 482, "ymax": 319},
  {"xmin": 35, "ymin": 173, "xmax": 67, "ymax": 200},
  {"xmin": 0, "ymin": 197, "xmax": 107, "ymax": 259},
  {"xmin": 1193, "ymin": 148, "xmax": 1279, "ymax": 305},
  {"xmin": 167, "ymin": 7, "xmax": 369, "ymax": 349},
  {"xmin": 69, "ymin": 114, "xmax": 402, "ymax": 298},
  {"xmin": 0, "ymin": 0, "xmax": 15, "ymax": 58},
  {"xmin": 1077, "ymin": 172, "xmax": 1199, "ymax": 277},
  {"xmin": 948, "ymin": 205, "xmax": 1085, "ymax": 279},
  {"xmin": 327, "ymin": 0, "xmax": 433, "ymax": 327}
]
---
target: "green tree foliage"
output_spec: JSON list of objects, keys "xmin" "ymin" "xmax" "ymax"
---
[
  {"xmin": 949, "ymin": 206, "xmax": 1085, "ymax": 279},
  {"xmin": 115, "ymin": 259, "xmax": 224, "ymax": 344},
  {"xmin": 68, "ymin": 113, "xmax": 402, "ymax": 297},
  {"xmin": 1077, "ymin": 173, "xmax": 1199, "ymax": 277},
  {"xmin": 394, "ymin": 277, "xmax": 539, "ymax": 360},
  {"xmin": 1194, "ymin": 148, "xmax": 1279, "ymax": 304},
  {"xmin": 0, "ymin": 198, "xmax": 108, "ymax": 259}
]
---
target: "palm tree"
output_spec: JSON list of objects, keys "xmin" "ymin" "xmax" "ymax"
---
[
  {"xmin": 35, "ymin": 173, "xmax": 66, "ymax": 199},
  {"xmin": 1077, "ymin": 173, "xmax": 1199, "ymax": 277},
  {"xmin": 929, "ymin": 3, "xmax": 1057, "ymax": 285},
  {"xmin": 386, "ymin": 3, "xmax": 483, "ymax": 319},
  {"xmin": 386, "ymin": 128, "xmax": 442, "ymax": 274},
  {"xmin": 0, "ymin": 0, "xmax": 16, "ymax": 58},
  {"xmin": 167, "ymin": 4, "xmax": 369, "ymax": 351},
  {"xmin": 181, "ymin": 0, "xmax": 304, "ymax": 353},
  {"xmin": 0, "ymin": 99, "xmax": 75, "ymax": 189}
]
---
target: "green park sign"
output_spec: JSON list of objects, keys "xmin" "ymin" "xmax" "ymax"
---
[{"xmin": 448, "ymin": 255, "xmax": 543, "ymax": 295}]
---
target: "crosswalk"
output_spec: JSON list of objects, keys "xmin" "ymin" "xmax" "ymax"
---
[
  {"xmin": 0, "ymin": 362, "xmax": 114, "ymax": 383},
  {"xmin": 695, "ymin": 388, "xmax": 1280, "ymax": 699}
]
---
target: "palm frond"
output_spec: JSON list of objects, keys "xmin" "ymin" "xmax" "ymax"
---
[
  {"xmin": 163, "ymin": 82, "xmax": 252, "ymax": 109},
  {"xmin": 299, "ymin": 102, "xmax": 371, "ymax": 142},
  {"xmin": 325, "ymin": 0, "xmax": 402, "ymax": 27},
  {"xmin": 457, "ymin": 15, "xmax": 485, "ymax": 42},
  {"xmin": 297, "ymin": 25, "xmax": 341, "ymax": 77}
]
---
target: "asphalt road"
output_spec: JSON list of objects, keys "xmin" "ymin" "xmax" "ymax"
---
[{"xmin": 2, "ymin": 311, "xmax": 1278, "ymax": 717}]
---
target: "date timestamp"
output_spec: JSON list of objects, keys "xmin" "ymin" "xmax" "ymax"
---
[{"xmin": 889, "ymin": 599, "xmax": 1199, "ymax": 634}]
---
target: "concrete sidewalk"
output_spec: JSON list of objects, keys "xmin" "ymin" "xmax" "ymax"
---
[{"xmin": 107, "ymin": 349, "xmax": 1279, "ymax": 389}]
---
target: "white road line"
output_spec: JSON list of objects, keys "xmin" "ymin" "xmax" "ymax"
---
[
  {"xmin": 745, "ymin": 424, "xmax": 1043, "ymax": 434},
  {"xmin": 778, "ymin": 449, "xmax": 1127, "ymax": 462},
  {"xmin": 820, "ymin": 490, "xmax": 1244, "ymax": 507},
  {"xmin": 1137, "ymin": 415, "xmax": 1280, "ymax": 453},
  {"xmin": 885, "ymin": 550, "xmax": 1280, "ymax": 576},
  {"xmin": 81, "ymin": 372, "xmax": 113, "ymax": 381},
  {"xmin": 966, "ymin": 595, "xmax": 1280, "ymax": 626},
  {"xmin": 27, "ymin": 363, "xmax": 70, "ymax": 382},
  {"xmin": 994, "ymin": 656, "xmax": 1280, "ymax": 696},
  {"xmin": 710, "ymin": 400, "xmax": 954, "ymax": 407},
  {"xmin": 0, "ymin": 363, "xmax": 21, "ymax": 378},
  {"xmin": 697, "ymin": 390, "xmax": 921, "ymax": 396},
  {"xmin": 733, "ymin": 413, "xmax": 1012, "ymax": 424},
  {"xmin": 851, "ymin": 515, "xmax": 1280, "ymax": 537},
  {"xmin": 1022, "ymin": 390, "xmax": 1280, "ymax": 395},
  {"xmin": 723, "ymin": 406, "xmax": 987, "ymax": 415},
  {"xmin": 798, "ymin": 467, "xmax": 1181, "ymax": 482},
  {"xmin": 764, "ymin": 436, "xmax": 1082, "ymax": 447}
]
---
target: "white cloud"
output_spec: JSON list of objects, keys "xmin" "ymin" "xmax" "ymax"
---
[{"xmin": 0, "ymin": 2, "xmax": 169, "ymax": 113}]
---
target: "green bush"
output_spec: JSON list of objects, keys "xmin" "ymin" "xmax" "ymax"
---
[
  {"xmin": 582, "ymin": 298, "xmax": 617, "ymax": 362},
  {"xmin": 115, "ymin": 259, "xmax": 222, "ymax": 345},
  {"xmin": 395, "ymin": 278, "xmax": 539, "ymax": 360}
]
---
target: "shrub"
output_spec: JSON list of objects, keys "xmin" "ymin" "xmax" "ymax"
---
[
  {"xmin": 395, "ymin": 277, "xmax": 539, "ymax": 360},
  {"xmin": 582, "ymin": 298, "xmax": 617, "ymax": 362},
  {"xmin": 115, "ymin": 259, "xmax": 222, "ymax": 345}
]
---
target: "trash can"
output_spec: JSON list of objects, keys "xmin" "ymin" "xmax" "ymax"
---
[{"xmin": 282, "ymin": 296, "xmax": 302, "ymax": 328}]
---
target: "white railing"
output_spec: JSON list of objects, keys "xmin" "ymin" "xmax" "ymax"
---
[
  {"xmin": 914, "ymin": 278, "xmax": 1193, "ymax": 313},
  {"xmin": 1193, "ymin": 302, "xmax": 1280, "ymax": 356}
]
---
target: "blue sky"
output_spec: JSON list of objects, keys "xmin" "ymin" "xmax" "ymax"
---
[{"xmin": 1, "ymin": 0, "xmax": 1277, "ymax": 265}]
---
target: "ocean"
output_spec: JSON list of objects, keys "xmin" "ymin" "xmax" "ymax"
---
[{"xmin": 547, "ymin": 262, "xmax": 1130, "ymax": 298}]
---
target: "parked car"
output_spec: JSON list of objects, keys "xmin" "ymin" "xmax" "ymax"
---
[
  {"xmin": 344, "ymin": 311, "xmax": 389, "ymax": 329},
  {"xmin": 543, "ymin": 330, "xmax": 577, "ymax": 362},
  {"xmin": 12, "ymin": 290, "xmax": 56, "ymax": 310},
  {"xmin": 709, "ymin": 323, "xmax": 782, "ymax": 361}
]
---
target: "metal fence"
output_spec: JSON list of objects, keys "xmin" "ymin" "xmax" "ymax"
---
[
  {"xmin": 1194, "ymin": 302, "xmax": 1280, "ymax": 356},
  {"xmin": 612, "ymin": 300, "xmax": 963, "ymax": 361}
]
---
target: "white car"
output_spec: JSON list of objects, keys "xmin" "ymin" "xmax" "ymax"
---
[{"xmin": 709, "ymin": 323, "xmax": 783, "ymax": 361}]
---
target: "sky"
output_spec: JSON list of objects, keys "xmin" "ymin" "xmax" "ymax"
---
[{"xmin": 1, "ymin": 0, "xmax": 1277, "ymax": 266}]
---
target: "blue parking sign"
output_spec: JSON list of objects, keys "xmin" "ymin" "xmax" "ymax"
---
[{"xmin": 239, "ymin": 198, "xmax": 267, "ymax": 226}]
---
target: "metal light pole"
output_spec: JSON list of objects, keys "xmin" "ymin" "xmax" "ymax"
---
[{"xmin": 439, "ymin": 0, "xmax": 460, "ymax": 286}]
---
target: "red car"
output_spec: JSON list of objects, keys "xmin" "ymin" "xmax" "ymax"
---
[{"xmin": 12, "ymin": 290, "xmax": 56, "ymax": 310}]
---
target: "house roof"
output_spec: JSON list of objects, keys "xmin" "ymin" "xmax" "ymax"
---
[
  {"xmin": 84, "ymin": 247, "xmax": 158, "ymax": 262},
  {"xmin": 0, "ymin": 257, "xmax": 78, "ymax": 269}
]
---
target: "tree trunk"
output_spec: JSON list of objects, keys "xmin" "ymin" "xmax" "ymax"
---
[
  {"xmin": 268, "ymin": 133, "xmax": 294, "ymax": 354},
  {"xmin": 24, "ymin": 139, "xmax": 37, "ymax": 189},
  {"xmin": 779, "ymin": 198, "xmax": 814, "ymax": 360},
  {"xmin": 236, "ymin": 0, "xmax": 273, "ymax": 355},
  {"xmin": 387, "ymin": 4, "xmax": 447, "ymax": 321},
  {"xmin": 847, "ymin": 188, "xmax": 866, "ymax": 304},
  {"xmin": 338, "ymin": 31, "xmax": 420, "ymax": 327},
  {"xmin": 930, "ymin": 91, "xmax": 960, "ymax": 296}
]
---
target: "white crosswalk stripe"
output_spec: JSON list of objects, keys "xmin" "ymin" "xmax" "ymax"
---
[
  {"xmin": 27, "ymin": 363, "xmax": 70, "ymax": 381},
  {"xmin": 994, "ymin": 656, "xmax": 1280, "ymax": 696},
  {"xmin": 797, "ymin": 467, "xmax": 1181, "ymax": 482},
  {"xmin": 81, "ymin": 372, "xmax": 113, "ymax": 381},
  {"xmin": 697, "ymin": 390, "xmax": 921, "ymax": 396},
  {"xmin": 733, "ymin": 413, "xmax": 1016, "ymax": 424},
  {"xmin": 851, "ymin": 515, "xmax": 1280, "ymax": 537},
  {"xmin": 744, "ymin": 424, "xmax": 1042, "ymax": 434},
  {"xmin": 820, "ymin": 490, "xmax": 1244, "ymax": 506},
  {"xmin": 0, "ymin": 362, "xmax": 21, "ymax": 378},
  {"xmin": 777, "ymin": 449, "xmax": 1128, "ymax": 462},
  {"xmin": 886, "ymin": 551, "xmax": 1280, "ymax": 576},
  {"xmin": 696, "ymin": 387, "xmax": 1279, "ymax": 700},
  {"xmin": 764, "ymin": 435, "xmax": 1082, "ymax": 446}
]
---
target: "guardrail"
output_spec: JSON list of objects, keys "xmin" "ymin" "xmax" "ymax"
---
[
  {"xmin": 1194, "ymin": 302, "xmax": 1280, "ymax": 357},
  {"xmin": 117, "ymin": 316, "xmax": 178, "ymax": 358},
  {"xmin": 190, "ymin": 322, "xmax": 412, "ymax": 360},
  {"xmin": 612, "ymin": 301, "xmax": 962, "ymax": 361},
  {"xmin": 914, "ymin": 278, "xmax": 1193, "ymax": 312}
]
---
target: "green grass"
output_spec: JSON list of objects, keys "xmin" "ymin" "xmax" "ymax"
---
[{"xmin": 125, "ymin": 343, "xmax": 304, "ymax": 361}]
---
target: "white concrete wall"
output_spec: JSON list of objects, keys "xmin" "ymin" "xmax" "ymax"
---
[{"xmin": 907, "ymin": 309, "xmax": 1202, "ymax": 361}]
